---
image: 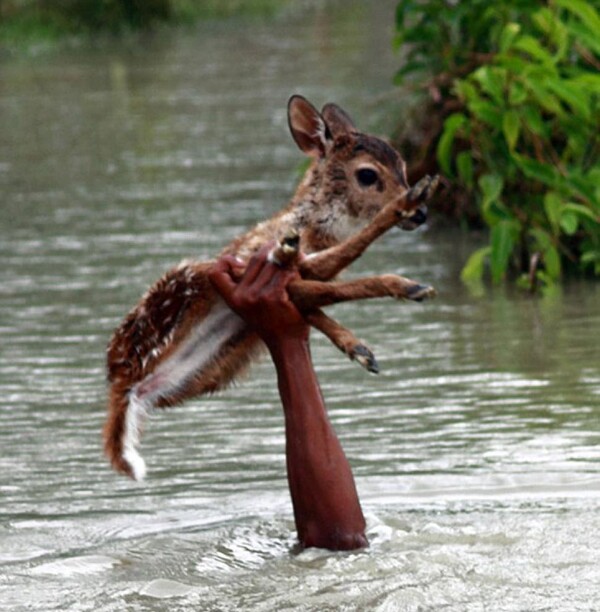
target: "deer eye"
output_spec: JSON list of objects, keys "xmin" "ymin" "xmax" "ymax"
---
[{"xmin": 356, "ymin": 168, "xmax": 378, "ymax": 187}]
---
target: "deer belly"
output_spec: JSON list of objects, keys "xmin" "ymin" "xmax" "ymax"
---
[{"xmin": 135, "ymin": 301, "xmax": 245, "ymax": 403}]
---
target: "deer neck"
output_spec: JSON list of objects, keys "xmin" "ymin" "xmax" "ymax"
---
[{"xmin": 286, "ymin": 161, "xmax": 367, "ymax": 253}]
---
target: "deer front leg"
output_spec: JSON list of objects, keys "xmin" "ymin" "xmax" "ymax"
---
[
  {"xmin": 300, "ymin": 174, "xmax": 440, "ymax": 281},
  {"xmin": 305, "ymin": 309, "xmax": 379, "ymax": 374},
  {"xmin": 289, "ymin": 274, "xmax": 436, "ymax": 311}
]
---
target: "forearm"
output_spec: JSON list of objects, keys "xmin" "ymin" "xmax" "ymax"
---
[
  {"xmin": 268, "ymin": 337, "xmax": 320, "ymax": 417},
  {"xmin": 267, "ymin": 338, "xmax": 368, "ymax": 550}
]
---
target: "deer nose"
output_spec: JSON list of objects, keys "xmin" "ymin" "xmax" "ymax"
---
[
  {"xmin": 409, "ymin": 205, "xmax": 427, "ymax": 226},
  {"xmin": 398, "ymin": 204, "xmax": 428, "ymax": 231}
]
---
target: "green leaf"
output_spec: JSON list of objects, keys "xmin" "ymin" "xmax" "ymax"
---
[
  {"xmin": 461, "ymin": 246, "xmax": 491, "ymax": 283},
  {"xmin": 560, "ymin": 212, "xmax": 578, "ymax": 235},
  {"xmin": 555, "ymin": 0, "xmax": 600, "ymax": 35},
  {"xmin": 521, "ymin": 104, "xmax": 548, "ymax": 136},
  {"xmin": 581, "ymin": 251, "xmax": 600, "ymax": 262},
  {"xmin": 530, "ymin": 227, "xmax": 551, "ymax": 250},
  {"xmin": 499, "ymin": 22, "xmax": 521, "ymax": 53},
  {"xmin": 563, "ymin": 203, "xmax": 600, "ymax": 223},
  {"xmin": 562, "ymin": 172, "xmax": 599, "ymax": 208},
  {"xmin": 479, "ymin": 174, "xmax": 504, "ymax": 208},
  {"xmin": 468, "ymin": 100, "xmax": 503, "ymax": 126},
  {"xmin": 544, "ymin": 194, "xmax": 562, "ymax": 228},
  {"xmin": 496, "ymin": 54, "xmax": 529, "ymax": 75},
  {"xmin": 572, "ymin": 73, "xmax": 600, "ymax": 95},
  {"xmin": 454, "ymin": 79, "xmax": 479, "ymax": 103},
  {"xmin": 502, "ymin": 109, "xmax": 520, "ymax": 150},
  {"xmin": 456, "ymin": 151, "xmax": 474, "ymax": 187},
  {"xmin": 437, "ymin": 113, "xmax": 466, "ymax": 175},
  {"xmin": 567, "ymin": 20, "xmax": 600, "ymax": 56},
  {"xmin": 513, "ymin": 35, "xmax": 554, "ymax": 65},
  {"xmin": 472, "ymin": 66, "xmax": 506, "ymax": 103},
  {"xmin": 512, "ymin": 153, "xmax": 561, "ymax": 188},
  {"xmin": 490, "ymin": 220, "xmax": 517, "ymax": 283},
  {"xmin": 581, "ymin": 250, "xmax": 600, "ymax": 271},
  {"xmin": 509, "ymin": 81, "xmax": 528, "ymax": 105},
  {"xmin": 525, "ymin": 79, "xmax": 564, "ymax": 115},
  {"xmin": 544, "ymin": 245, "xmax": 561, "ymax": 280},
  {"xmin": 543, "ymin": 192, "xmax": 563, "ymax": 231},
  {"xmin": 532, "ymin": 7, "xmax": 569, "ymax": 59},
  {"xmin": 546, "ymin": 78, "xmax": 591, "ymax": 121}
]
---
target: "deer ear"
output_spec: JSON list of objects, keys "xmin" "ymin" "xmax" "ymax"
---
[
  {"xmin": 321, "ymin": 103, "xmax": 356, "ymax": 139},
  {"xmin": 288, "ymin": 95, "xmax": 329, "ymax": 157}
]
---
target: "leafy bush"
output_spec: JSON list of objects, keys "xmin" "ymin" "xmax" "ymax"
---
[{"xmin": 394, "ymin": 0, "xmax": 600, "ymax": 287}]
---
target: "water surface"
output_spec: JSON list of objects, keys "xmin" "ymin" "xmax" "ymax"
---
[{"xmin": 1, "ymin": 2, "xmax": 599, "ymax": 610}]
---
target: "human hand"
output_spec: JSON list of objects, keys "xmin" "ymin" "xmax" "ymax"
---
[{"xmin": 208, "ymin": 244, "xmax": 309, "ymax": 349}]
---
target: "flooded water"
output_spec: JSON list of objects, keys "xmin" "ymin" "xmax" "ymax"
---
[{"xmin": 1, "ymin": 1, "xmax": 599, "ymax": 610}]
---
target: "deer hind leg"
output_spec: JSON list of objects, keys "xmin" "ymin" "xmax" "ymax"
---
[
  {"xmin": 305, "ymin": 309, "xmax": 379, "ymax": 374},
  {"xmin": 289, "ymin": 274, "xmax": 436, "ymax": 312},
  {"xmin": 106, "ymin": 301, "xmax": 251, "ymax": 481}
]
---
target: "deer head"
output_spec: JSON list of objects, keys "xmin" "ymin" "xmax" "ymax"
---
[{"xmin": 287, "ymin": 95, "xmax": 427, "ymax": 243}]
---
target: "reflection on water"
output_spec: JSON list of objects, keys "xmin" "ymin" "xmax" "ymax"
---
[{"xmin": 1, "ymin": 2, "xmax": 599, "ymax": 610}]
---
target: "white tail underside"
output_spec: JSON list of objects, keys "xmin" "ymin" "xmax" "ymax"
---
[{"xmin": 122, "ymin": 301, "xmax": 246, "ymax": 480}]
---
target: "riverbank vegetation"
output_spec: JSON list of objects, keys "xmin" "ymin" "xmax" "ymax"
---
[
  {"xmin": 0, "ymin": 0, "xmax": 285, "ymax": 50},
  {"xmin": 393, "ymin": 0, "xmax": 600, "ymax": 288},
  {"xmin": 3, "ymin": 1, "xmax": 597, "ymax": 289}
]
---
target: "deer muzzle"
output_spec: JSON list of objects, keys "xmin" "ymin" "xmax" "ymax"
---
[{"xmin": 398, "ymin": 204, "xmax": 427, "ymax": 231}]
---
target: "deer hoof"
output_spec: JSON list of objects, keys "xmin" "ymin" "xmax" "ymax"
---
[
  {"xmin": 351, "ymin": 344, "xmax": 379, "ymax": 374},
  {"xmin": 281, "ymin": 229, "xmax": 300, "ymax": 253},
  {"xmin": 408, "ymin": 174, "xmax": 440, "ymax": 203},
  {"xmin": 424, "ymin": 174, "xmax": 441, "ymax": 200},
  {"xmin": 407, "ymin": 284, "xmax": 436, "ymax": 302}
]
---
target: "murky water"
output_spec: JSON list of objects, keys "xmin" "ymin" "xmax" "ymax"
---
[{"xmin": 1, "ymin": 2, "xmax": 599, "ymax": 610}]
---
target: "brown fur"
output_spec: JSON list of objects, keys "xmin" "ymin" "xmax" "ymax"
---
[{"xmin": 104, "ymin": 95, "xmax": 438, "ymax": 479}]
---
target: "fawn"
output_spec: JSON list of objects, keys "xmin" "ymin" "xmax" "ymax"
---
[{"xmin": 105, "ymin": 95, "xmax": 439, "ymax": 480}]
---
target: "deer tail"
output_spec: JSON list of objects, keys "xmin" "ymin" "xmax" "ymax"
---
[{"xmin": 103, "ymin": 383, "xmax": 148, "ymax": 481}]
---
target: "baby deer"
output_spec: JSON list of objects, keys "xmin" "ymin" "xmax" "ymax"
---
[{"xmin": 105, "ymin": 95, "xmax": 439, "ymax": 480}]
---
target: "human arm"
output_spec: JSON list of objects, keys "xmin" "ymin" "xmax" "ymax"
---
[
  {"xmin": 269, "ymin": 336, "xmax": 368, "ymax": 550},
  {"xmin": 209, "ymin": 247, "xmax": 368, "ymax": 550}
]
